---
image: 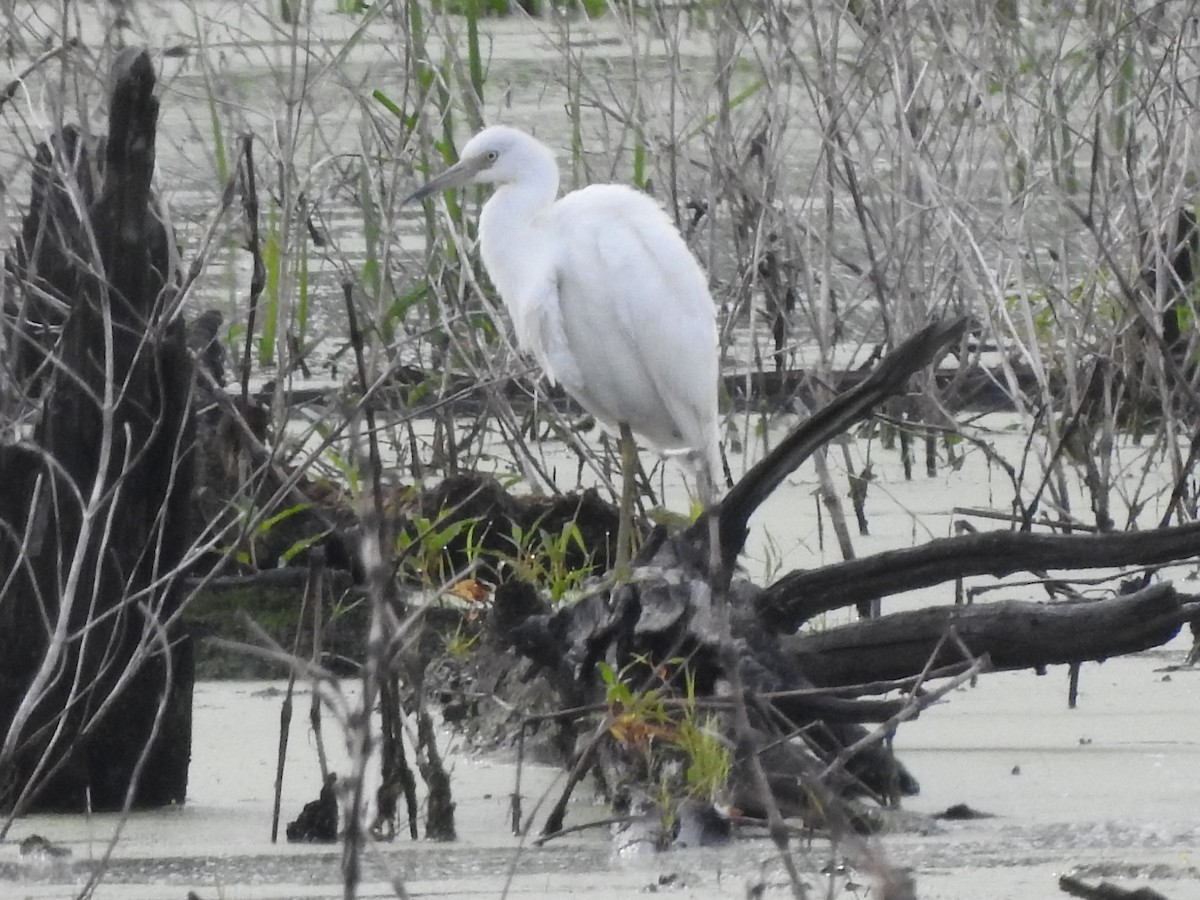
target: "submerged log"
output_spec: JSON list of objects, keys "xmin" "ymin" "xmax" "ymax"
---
[
  {"xmin": 1060, "ymin": 873, "xmax": 1172, "ymax": 900},
  {"xmin": 0, "ymin": 49, "xmax": 194, "ymax": 813}
]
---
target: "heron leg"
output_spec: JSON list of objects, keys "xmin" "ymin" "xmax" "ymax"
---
[
  {"xmin": 695, "ymin": 456, "xmax": 715, "ymax": 508},
  {"xmin": 614, "ymin": 423, "xmax": 638, "ymax": 581}
]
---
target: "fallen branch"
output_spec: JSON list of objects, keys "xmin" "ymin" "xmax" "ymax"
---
[
  {"xmin": 1059, "ymin": 873, "xmax": 1172, "ymax": 900},
  {"xmin": 697, "ymin": 318, "xmax": 968, "ymax": 570},
  {"xmin": 818, "ymin": 652, "xmax": 991, "ymax": 784},
  {"xmin": 785, "ymin": 584, "xmax": 1186, "ymax": 687},
  {"xmin": 759, "ymin": 524, "xmax": 1200, "ymax": 632}
]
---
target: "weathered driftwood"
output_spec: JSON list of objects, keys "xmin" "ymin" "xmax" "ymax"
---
[
  {"xmin": 0, "ymin": 49, "xmax": 194, "ymax": 813},
  {"xmin": 485, "ymin": 322, "xmax": 968, "ymax": 829},
  {"xmin": 758, "ymin": 525, "xmax": 1200, "ymax": 632},
  {"xmin": 693, "ymin": 319, "xmax": 970, "ymax": 571},
  {"xmin": 472, "ymin": 315, "xmax": 1200, "ymax": 838},
  {"xmin": 785, "ymin": 584, "xmax": 1188, "ymax": 687}
]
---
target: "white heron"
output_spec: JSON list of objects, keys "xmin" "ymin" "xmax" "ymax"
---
[{"xmin": 405, "ymin": 125, "xmax": 720, "ymax": 576}]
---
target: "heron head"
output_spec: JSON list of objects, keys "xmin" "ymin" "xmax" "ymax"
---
[{"xmin": 403, "ymin": 125, "xmax": 556, "ymax": 203}]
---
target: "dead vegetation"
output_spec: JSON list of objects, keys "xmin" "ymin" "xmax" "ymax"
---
[{"xmin": 2, "ymin": 1, "xmax": 1200, "ymax": 898}]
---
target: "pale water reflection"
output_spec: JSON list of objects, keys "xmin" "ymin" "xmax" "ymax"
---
[{"xmin": 2, "ymin": 647, "xmax": 1198, "ymax": 899}]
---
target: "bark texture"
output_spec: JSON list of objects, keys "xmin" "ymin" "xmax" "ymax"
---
[{"xmin": 0, "ymin": 48, "xmax": 195, "ymax": 813}]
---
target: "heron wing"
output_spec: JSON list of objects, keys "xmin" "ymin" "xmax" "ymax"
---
[
  {"xmin": 510, "ymin": 265, "xmax": 582, "ymax": 390},
  {"xmin": 545, "ymin": 185, "xmax": 719, "ymax": 460}
]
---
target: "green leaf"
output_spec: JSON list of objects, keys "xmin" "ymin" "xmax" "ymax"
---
[
  {"xmin": 281, "ymin": 533, "xmax": 324, "ymax": 564},
  {"xmin": 254, "ymin": 502, "xmax": 313, "ymax": 537}
]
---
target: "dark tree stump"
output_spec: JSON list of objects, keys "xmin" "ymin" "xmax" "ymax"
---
[
  {"xmin": 0, "ymin": 48, "xmax": 195, "ymax": 813},
  {"xmin": 479, "ymin": 324, "xmax": 968, "ymax": 832},
  {"xmin": 3, "ymin": 124, "xmax": 103, "ymax": 398},
  {"xmin": 287, "ymin": 773, "xmax": 339, "ymax": 843}
]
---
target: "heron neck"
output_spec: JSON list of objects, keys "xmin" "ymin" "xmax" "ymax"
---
[
  {"xmin": 481, "ymin": 172, "xmax": 558, "ymax": 231},
  {"xmin": 479, "ymin": 172, "xmax": 558, "ymax": 299}
]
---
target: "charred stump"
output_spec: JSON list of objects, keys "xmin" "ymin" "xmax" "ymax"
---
[
  {"xmin": 287, "ymin": 773, "xmax": 339, "ymax": 843},
  {"xmin": 0, "ymin": 49, "xmax": 195, "ymax": 813},
  {"xmin": 3, "ymin": 124, "xmax": 102, "ymax": 400}
]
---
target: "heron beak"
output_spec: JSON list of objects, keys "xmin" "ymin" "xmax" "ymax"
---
[{"xmin": 402, "ymin": 155, "xmax": 489, "ymax": 205}]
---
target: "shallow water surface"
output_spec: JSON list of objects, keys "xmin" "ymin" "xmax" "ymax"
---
[{"xmin": 3, "ymin": 653, "xmax": 1198, "ymax": 899}]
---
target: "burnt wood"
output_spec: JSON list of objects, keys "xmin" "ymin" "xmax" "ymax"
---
[{"xmin": 0, "ymin": 48, "xmax": 195, "ymax": 813}]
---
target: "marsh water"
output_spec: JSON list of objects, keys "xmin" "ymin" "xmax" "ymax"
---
[
  {"xmin": 3, "ymin": 417, "xmax": 1198, "ymax": 899},
  {"xmin": 4, "ymin": 1, "xmax": 1200, "ymax": 896},
  {"xmin": 1, "ymin": 646, "xmax": 1197, "ymax": 898}
]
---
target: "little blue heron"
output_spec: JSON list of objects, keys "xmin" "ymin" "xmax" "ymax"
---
[{"xmin": 405, "ymin": 125, "xmax": 720, "ymax": 576}]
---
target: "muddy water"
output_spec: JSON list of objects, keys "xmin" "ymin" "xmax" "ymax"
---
[
  {"xmin": 3, "ymin": 417, "xmax": 1199, "ymax": 898},
  {"xmin": 1, "ymin": 649, "xmax": 1197, "ymax": 899}
]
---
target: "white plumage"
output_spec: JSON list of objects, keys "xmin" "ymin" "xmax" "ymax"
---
[
  {"xmin": 407, "ymin": 125, "xmax": 721, "ymax": 571},
  {"xmin": 410, "ymin": 127, "xmax": 720, "ymax": 476}
]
